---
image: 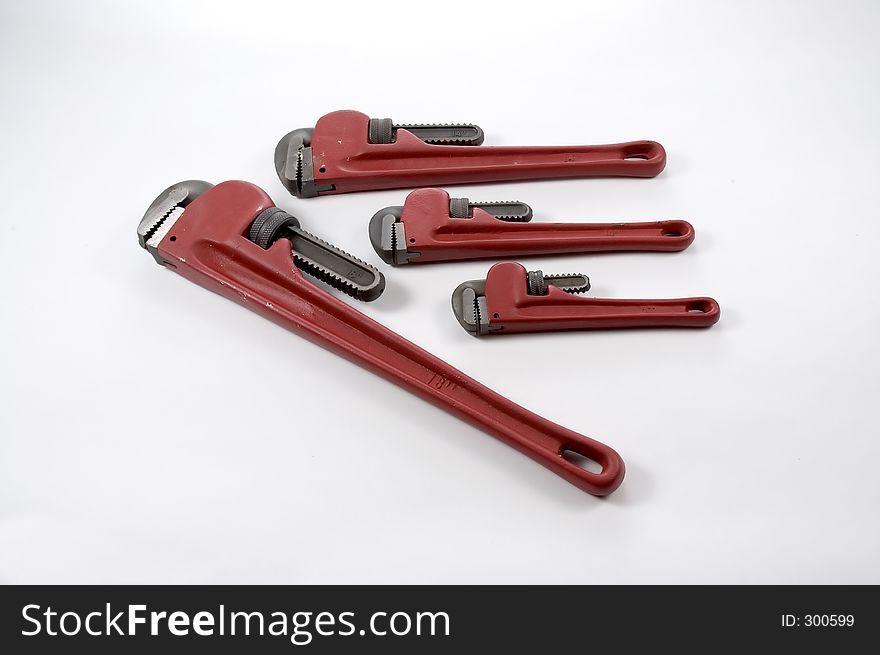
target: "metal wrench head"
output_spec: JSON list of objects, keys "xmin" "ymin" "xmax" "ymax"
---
[
  {"xmin": 137, "ymin": 180, "xmax": 214, "ymax": 265},
  {"xmin": 368, "ymin": 204, "xmax": 420, "ymax": 266},
  {"xmin": 451, "ymin": 279, "xmax": 492, "ymax": 337},
  {"xmin": 451, "ymin": 268, "xmax": 592, "ymax": 337},
  {"xmin": 274, "ymin": 127, "xmax": 318, "ymax": 198},
  {"xmin": 274, "ymin": 117, "xmax": 485, "ymax": 199}
]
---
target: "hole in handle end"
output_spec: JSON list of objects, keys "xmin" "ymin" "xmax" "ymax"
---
[
  {"xmin": 562, "ymin": 449, "xmax": 603, "ymax": 474},
  {"xmin": 556, "ymin": 440, "xmax": 626, "ymax": 496},
  {"xmin": 684, "ymin": 298, "xmax": 722, "ymax": 326}
]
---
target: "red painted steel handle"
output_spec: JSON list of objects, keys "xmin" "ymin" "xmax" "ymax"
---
[
  {"xmin": 157, "ymin": 182, "xmax": 625, "ymax": 496},
  {"xmin": 452, "ymin": 219, "xmax": 695, "ymax": 259},
  {"xmin": 310, "ymin": 111, "xmax": 666, "ymax": 195},
  {"xmin": 484, "ymin": 262, "xmax": 721, "ymax": 334},
  {"xmin": 400, "ymin": 189, "xmax": 693, "ymax": 263}
]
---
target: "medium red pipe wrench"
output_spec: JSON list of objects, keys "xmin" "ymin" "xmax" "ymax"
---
[
  {"xmin": 274, "ymin": 110, "xmax": 666, "ymax": 198},
  {"xmin": 453, "ymin": 262, "xmax": 721, "ymax": 336},
  {"xmin": 369, "ymin": 188, "xmax": 694, "ymax": 265},
  {"xmin": 137, "ymin": 180, "xmax": 625, "ymax": 496}
]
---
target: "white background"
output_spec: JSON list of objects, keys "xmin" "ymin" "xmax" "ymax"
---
[{"xmin": 2, "ymin": 0, "xmax": 878, "ymax": 584}]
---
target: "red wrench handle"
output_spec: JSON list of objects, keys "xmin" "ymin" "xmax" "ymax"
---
[
  {"xmin": 311, "ymin": 111, "xmax": 665, "ymax": 195},
  {"xmin": 158, "ymin": 182, "xmax": 624, "ymax": 496},
  {"xmin": 442, "ymin": 219, "xmax": 694, "ymax": 257},
  {"xmin": 484, "ymin": 262, "xmax": 721, "ymax": 333},
  {"xmin": 398, "ymin": 188, "xmax": 692, "ymax": 263}
]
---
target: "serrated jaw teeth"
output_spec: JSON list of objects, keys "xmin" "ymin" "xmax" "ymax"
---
[{"xmin": 288, "ymin": 227, "xmax": 385, "ymax": 302}]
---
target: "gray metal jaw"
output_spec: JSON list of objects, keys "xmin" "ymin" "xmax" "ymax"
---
[
  {"xmin": 273, "ymin": 128, "xmax": 313, "ymax": 198},
  {"xmin": 273, "ymin": 127, "xmax": 335, "ymax": 199},
  {"xmin": 450, "ymin": 279, "xmax": 493, "ymax": 337},
  {"xmin": 137, "ymin": 180, "xmax": 214, "ymax": 265},
  {"xmin": 368, "ymin": 205, "xmax": 421, "ymax": 266},
  {"xmin": 249, "ymin": 206, "xmax": 386, "ymax": 303},
  {"xmin": 449, "ymin": 197, "xmax": 533, "ymax": 222}
]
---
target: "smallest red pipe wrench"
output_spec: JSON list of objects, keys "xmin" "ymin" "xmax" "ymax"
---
[
  {"xmin": 452, "ymin": 262, "xmax": 721, "ymax": 336},
  {"xmin": 275, "ymin": 110, "xmax": 666, "ymax": 198},
  {"xmin": 369, "ymin": 188, "xmax": 694, "ymax": 265}
]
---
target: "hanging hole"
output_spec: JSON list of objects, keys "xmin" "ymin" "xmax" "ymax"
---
[
  {"xmin": 169, "ymin": 235, "xmax": 177, "ymax": 241},
  {"xmin": 662, "ymin": 229, "xmax": 682, "ymax": 237},
  {"xmin": 562, "ymin": 449, "xmax": 603, "ymax": 474},
  {"xmin": 409, "ymin": 238, "xmax": 415, "ymax": 243},
  {"xmin": 493, "ymin": 313, "xmax": 499, "ymax": 319},
  {"xmin": 687, "ymin": 301, "xmax": 708, "ymax": 313},
  {"xmin": 624, "ymin": 154, "xmax": 649, "ymax": 161},
  {"xmin": 318, "ymin": 166, "xmax": 326, "ymax": 173}
]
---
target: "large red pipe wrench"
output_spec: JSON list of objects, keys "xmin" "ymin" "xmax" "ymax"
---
[
  {"xmin": 369, "ymin": 188, "xmax": 694, "ymax": 265},
  {"xmin": 137, "ymin": 180, "xmax": 625, "ymax": 496},
  {"xmin": 274, "ymin": 110, "xmax": 666, "ymax": 197}
]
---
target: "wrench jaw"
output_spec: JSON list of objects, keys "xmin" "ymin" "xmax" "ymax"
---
[
  {"xmin": 368, "ymin": 205, "xmax": 421, "ymax": 266},
  {"xmin": 137, "ymin": 180, "xmax": 214, "ymax": 266},
  {"xmin": 449, "ymin": 196, "xmax": 534, "ymax": 222},
  {"xmin": 528, "ymin": 271, "xmax": 592, "ymax": 296},
  {"xmin": 368, "ymin": 118, "xmax": 485, "ymax": 146},
  {"xmin": 249, "ymin": 206, "xmax": 386, "ymax": 303},
  {"xmin": 274, "ymin": 127, "xmax": 337, "ymax": 199},
  {"xmin": 274, "ymin": 127, "xmax": 314, "ymax": 198},
  {"xmin": 451, "ymin": 279, "xmax": 495, "ymax": 337}
]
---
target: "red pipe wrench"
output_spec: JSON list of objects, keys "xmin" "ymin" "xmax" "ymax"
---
[
  {"xmin": 137, "ymin": 180, "xmax": 625, "ymax": 496},
  {"xmin": 370, "ymin": 188, "xmax": 694, "ymax": 265},
  {"xmin": 274, "ymin": 110, "xmax": 666, "ymax": 198},
  {"xmin": 453, "ymin": 262, "xmax": 721, "ymax": 336}
]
